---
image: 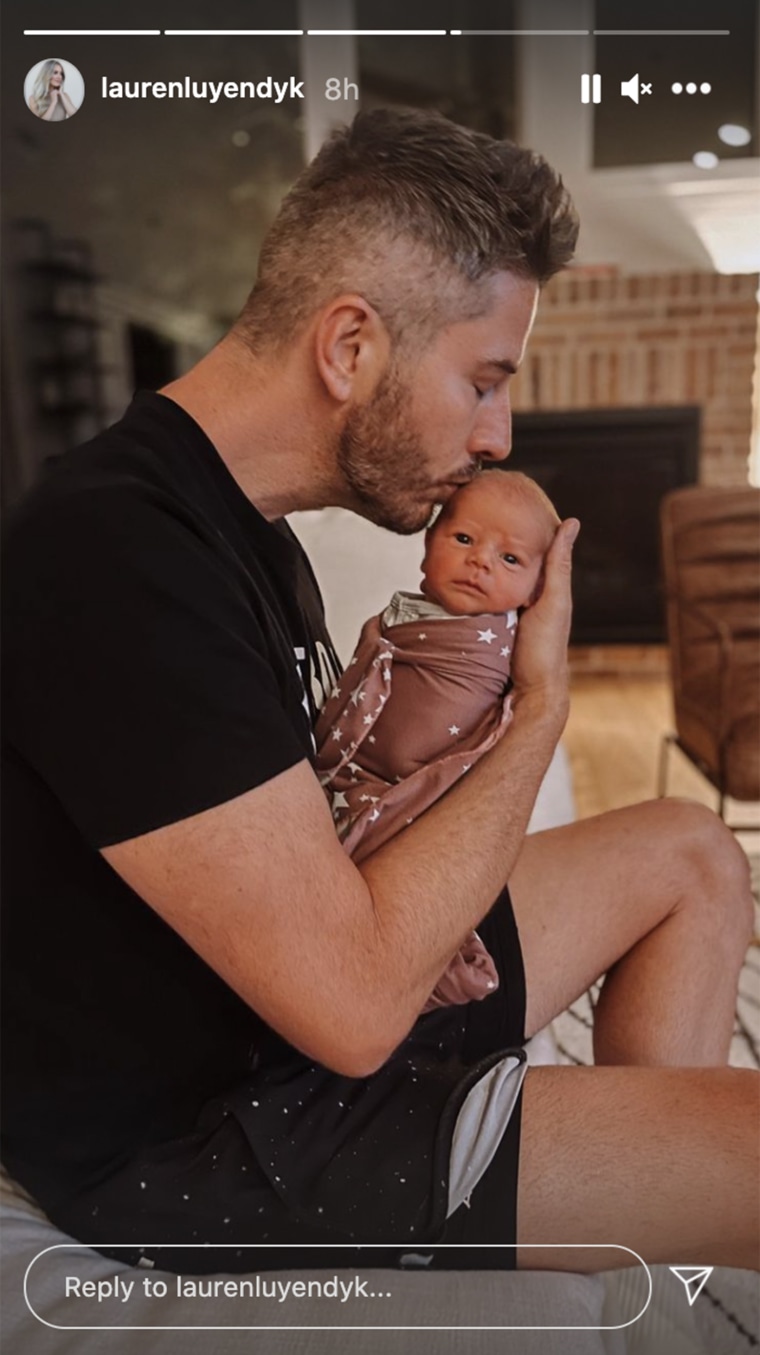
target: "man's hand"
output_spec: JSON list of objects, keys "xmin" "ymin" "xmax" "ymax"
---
[{"xmin": 510, "ymin": 517, "xmax": 579, "ymax": 716}]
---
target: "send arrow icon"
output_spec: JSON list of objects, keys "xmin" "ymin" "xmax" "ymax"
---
[{"xmin": 669, "ymin": 1266, "xmax": 714, "ymax": 1306}]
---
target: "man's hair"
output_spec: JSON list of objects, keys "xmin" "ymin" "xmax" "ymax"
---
[{"xmin": 235, "ymin": 107, "xmax": 579, "ymax": 352}]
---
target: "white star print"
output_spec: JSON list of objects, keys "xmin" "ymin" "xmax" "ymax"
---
[
  {"xmin": 363, "ymin": 714, "xmax": 373, "ymax": 725},
  {"xmin": 418, "ymin": 633, "xmax": 427, "ymax": 641},
  {"xmin": 500, "ymin": 646, "xmax": 510, "ymax": 657},
  {"xmin": 331, "ymin": 728, "xmax": 343, "ymax": 742},
  {"xmin": 379, "ymin": 650, "xmax": 393, "ymax": 661},
  {"xmin": 368, "ymin": 735, "xmax": 376, "ymax": 743},
  {"xmin": 383, "ymin": 668, "xmax": 392, "ymax": 681},
  {"xmin": 477, "ymin": 628, "xmax": 497, "ymax": 644},
  {"xmin": 348, "ymin": 762, "xmax": 362, "ymax": 776},
  {"xmin": 462, "ymin": 764, "xmax": 472, "ymax": 773},
  {"xmin": 449, "ymin": 725, "xmax": 460, "ymax": 737},
  {"xmin": 350, "ymin": 683, "xmax": 365, "ymax": 707},
  {"xmin": 369, "ymin": 808, "xmax": 380, "ymax": 822},
  {"xmin": 359, "ymin": 794, "xmax": 371, "ymax": 803},
  {"xmin": 332, "ymin": 792, "xmax": 348, "ymax": 810},
  {"xmin": 331, "ymin": 686, "xmax": 341, "ymax": 700}
]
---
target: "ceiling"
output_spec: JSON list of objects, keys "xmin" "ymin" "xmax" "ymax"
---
[{"xmin": 2, "ymin": 0, "xmax": 758, "ymax": 338}]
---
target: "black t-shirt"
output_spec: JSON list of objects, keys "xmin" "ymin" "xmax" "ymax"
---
[
  {"xmin": 2, "ymin": 393, "xmax": 341, "ymax": 1185},
  {"xmin": 2, "ymin": 392, "xmax": 519, "ymax": 1251}
]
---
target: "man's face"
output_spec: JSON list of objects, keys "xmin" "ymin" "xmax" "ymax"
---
[{"xmin": 336, "ymin": 271, "xmax": 539, "ymax": 534}]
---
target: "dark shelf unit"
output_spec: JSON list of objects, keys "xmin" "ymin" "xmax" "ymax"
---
[{"xmin": 16, "ymin": 222, "xmax": 107, "ymax": 450}]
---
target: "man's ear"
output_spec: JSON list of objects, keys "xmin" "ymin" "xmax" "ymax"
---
[{"xmin": 313, "ymin": 295, "xmax": 391, "ymax": 405}]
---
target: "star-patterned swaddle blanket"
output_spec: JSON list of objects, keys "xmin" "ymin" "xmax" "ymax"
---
[{"xmin": 315, "ymin": 592, "xmax": 517, "ymax": 1012}]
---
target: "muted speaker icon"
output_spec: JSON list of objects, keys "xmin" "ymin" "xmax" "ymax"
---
[{"xmin": 621, "ymin": 73, "xmax": 653, "ymax": 103}]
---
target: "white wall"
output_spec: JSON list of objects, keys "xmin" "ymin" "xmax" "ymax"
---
[{"xmin": 288, "ymin": 508, "xmax": 426, "ymax": 664}]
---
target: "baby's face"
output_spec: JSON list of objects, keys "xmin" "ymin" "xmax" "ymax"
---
[{"xmin": 421, "ymin": 487, "xmax": 549, "ymax": 615}]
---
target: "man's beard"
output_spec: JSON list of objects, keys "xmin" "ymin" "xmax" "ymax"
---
[{"xmin": 337, "ymin": 365, "xmax": 467, "ymax": 535}]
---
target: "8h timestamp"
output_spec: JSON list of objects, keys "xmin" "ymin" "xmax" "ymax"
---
[{"xmin": 325, "ymin": 76, "xmax": 359, "ymax": 100}]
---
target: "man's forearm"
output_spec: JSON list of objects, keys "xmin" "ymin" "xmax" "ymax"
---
[{"xmin": 358, "ymin": 683, "xmax": 567, "ymax": 1023}]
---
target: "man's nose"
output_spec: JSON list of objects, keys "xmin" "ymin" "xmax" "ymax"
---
[{"xmin": 468, "ymin": 393, "xmax": 512, "ymax": 464}]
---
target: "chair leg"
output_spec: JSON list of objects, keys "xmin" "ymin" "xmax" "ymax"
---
[
  {"xmin": 657, "ymin": 733, "xmax": 675, "ymax": 798},
  {"xmin": 718, "ymin": 750, "xmax": 728, "ymax": 821}
]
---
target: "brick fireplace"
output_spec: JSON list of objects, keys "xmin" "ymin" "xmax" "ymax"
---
[
  {"xmin": 510, "ymin": 269, "xmax": 759, "ymax": 487},
  {"xmin": 506, "ymin": 405, "xmax": 699, "ymax": 645},
  {"xmin": 503, "ymin": 269, "xmax": 759, "ymax": 667}
]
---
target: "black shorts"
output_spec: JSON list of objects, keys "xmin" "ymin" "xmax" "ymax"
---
[
  {"xmin": 433, "ymin": 879, "xmax": 527, "ymax": 1269},
  {"xmin": 57, "ymin": 888, "xmax": 527, "ymax": 1276}
]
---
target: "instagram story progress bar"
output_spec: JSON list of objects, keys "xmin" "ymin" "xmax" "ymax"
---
[
  {"xmin": 581, "ymin": 73, "xmax": 602, "ymax": 104},
  {"xmin": 21, "ymin": 27, "xmax": 730, "ymax": 38}
]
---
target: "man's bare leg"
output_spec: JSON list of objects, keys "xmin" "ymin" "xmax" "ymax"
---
[
  {"xmin": 515, "ymin": 1065, "xmax": 759, "ymax": 1271},
  {"xmin": 510, "ymin": 798, "xmax": 754, "ymax": 1065},
  {"xmin": 505, "ymin": 798, "xmax": 758, "ymax": 1269}
]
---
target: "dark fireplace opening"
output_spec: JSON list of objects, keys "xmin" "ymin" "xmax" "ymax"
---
[{"xmin": 505, "ymin": 406, "xmax": 700, "ymax": 645}]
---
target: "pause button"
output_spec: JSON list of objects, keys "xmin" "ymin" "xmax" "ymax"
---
[{"xmin": 581, "ymin": 73, "xmax": 602, "ymax": 104}]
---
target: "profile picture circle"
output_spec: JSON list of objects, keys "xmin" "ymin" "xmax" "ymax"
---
[{"xmin": 24, "ymin": 58, "xmax": 84, "ymax": 122}]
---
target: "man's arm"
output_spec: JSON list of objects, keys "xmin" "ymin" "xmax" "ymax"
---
[{"xmin": 103, "ymin": 520, "xmax": 578, "ymax": 1077}]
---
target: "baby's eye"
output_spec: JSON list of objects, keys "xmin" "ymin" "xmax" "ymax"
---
[
  {"xmin": 501, "ymin": 554, "xmax": 519, "ymax": 565},
  {"xmin": 454, "ymin": 532, "xmax": 472, "ymax": 545}
]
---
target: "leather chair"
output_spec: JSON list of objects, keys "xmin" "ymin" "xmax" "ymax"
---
[{"xmin": 658, "ymin": 485, "xmax": 760, "ymax": 824}]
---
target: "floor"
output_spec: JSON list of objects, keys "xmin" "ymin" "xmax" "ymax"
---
[{"xmin": 564, "ymin": 672, "xmax": 754, "ymax": 825}]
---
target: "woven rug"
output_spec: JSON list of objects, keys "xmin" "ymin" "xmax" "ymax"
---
[{"xmin": 551, "ymin": 855, "xmax": 760, "ymax": 1353}]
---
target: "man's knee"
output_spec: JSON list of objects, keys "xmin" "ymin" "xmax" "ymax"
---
[{"xmin": 662, "ymin": 798, "xmax": 754, "ymax": 948}]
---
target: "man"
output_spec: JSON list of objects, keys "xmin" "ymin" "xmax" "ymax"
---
[{"xmin": 3, "ymin": 108, "xmax": 757, "ymax": 1276}]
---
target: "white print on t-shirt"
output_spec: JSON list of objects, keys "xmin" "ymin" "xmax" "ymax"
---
[
  {"xmin": 293, "ymin": 648, "xmax": 312, "ymax": 730},
  {"xmin": 294, "ymin": 642, "xmax": 341, "ymax": 750},
  {"xmin": 302, "ymin": 641, "xmax": 341, "ymax": 715}
]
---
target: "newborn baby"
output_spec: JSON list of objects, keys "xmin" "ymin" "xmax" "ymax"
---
[{"xmin": 315, "ymin": 470, "xmax": 560, "ymax": 1012}]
